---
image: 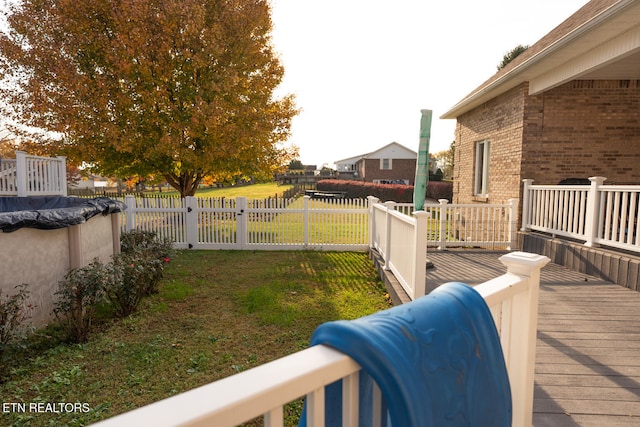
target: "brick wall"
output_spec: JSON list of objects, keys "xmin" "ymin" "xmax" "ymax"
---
[
  {"xmin": 453, "ymin": 84, "xmax": 527, "ymax": 205},
  {"xmin": 453, "ymin": 80, "xmax": 640, "ymax": 207},
  {"xmin": 522, "ymin": 80, "xmax": 640, "ymax": 185},
  {"xmin": 360, "ymin": 158, "xmax": 416, "ymax": 185}
]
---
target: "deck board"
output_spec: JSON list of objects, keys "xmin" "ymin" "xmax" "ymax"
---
[{"xmin": 426, "ymin": 250, "xmax": 640, "ymax": 426}]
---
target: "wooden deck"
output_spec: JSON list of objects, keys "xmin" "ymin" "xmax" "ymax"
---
[{"xmin": 426, "ymin": 250, "xmax": 640, "ymax": 427}]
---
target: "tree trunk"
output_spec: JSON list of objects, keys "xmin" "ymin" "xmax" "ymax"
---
[{"xmin": 164, "ymin": 171, "xmax": 204, "ymax": 198}]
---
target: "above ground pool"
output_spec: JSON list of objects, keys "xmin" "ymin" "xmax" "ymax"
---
[{"xmin": 0, "ymin": 196, "xmax": 125, "ymax": 325}]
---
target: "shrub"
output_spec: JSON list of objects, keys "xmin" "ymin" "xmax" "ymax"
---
[
  {"xmin": 119, "ymin": 230, "xmax": 173, "ymax": 296},
  {"xmin": 0, "ymin": 284, "xmax": 32, "ymax": 381},
  {"xmin": 426, "ymin": 181, "xmax": 453, "ymax": 202},
  {"xmin": 316, "ymin": 179, "xmax": 453, "ymax": 203},
  {"xmin": 54, "ymin": 260, "xmax": 109, "ymax": 343},
  {"xmin": 104, "ymin": 230, "xmax": 174, "ymax": 317}
]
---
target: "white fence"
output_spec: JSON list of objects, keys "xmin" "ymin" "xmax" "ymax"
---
[
  {"xmin": 522, "ymin": 177, "xmax": 640, "ymax": 254},
  {"xmin": 368, "ymin": 198, "xmax": 428, "ymax": 300},
  {"xmin": 0, "ymin": 151, "xmax": 67, "ymax": 196},
  {"xmin": 119, "ymin": 195, "xmax": 517, "ymax": 253},
  {"xmin": 396, "ymin": 199, "xmax": 518, "ymax": 250},
  {"xmin": 121, "ymin": 195, "xmax": 370, "ymax": 251},
  {"xmin": 91, "ymin": 251, "xmax": 550, "ymax": 427}
]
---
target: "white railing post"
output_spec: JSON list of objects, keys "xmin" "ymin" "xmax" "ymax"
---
[
  {"xmin": 57, "ymin": 156, "xmax": 67, "ymax": 196},
  {"xmin": 15, "ymin": 151, "xmax": 27, "ymax": 196},
  {"xmin": 584, "ymin": 176, "xmax": 606, "ymax": 247},
  {"xmin": 237, "ymin": 197, "xmax": 248, "ymax": 249},
  {"xmin": 521, "ymin": 179, "xmax": 533, "ymax": 232},
  {"xmin": 438, "ymin": 199, "xmax": 449, "ymax": 250},
  {"xmin": 507, "ymin": 198, "xmax": 518, "ymax": 251},
  {"xmin": 185, "ymin": 196, "xmax": 198, "ymax": 249},
  {"xmin": 367, "ymin": 196, "xmax": 379, "ymax": 250},
  {"xmin": 304, "ymin": 195, "xmax": 310, "ymax": 248},
  {"xmin": 124, "ymin": 195, "xmax": 136, "ymax": 232},
  {"xmin": 412, "ymin": 210, "xmax": 429, "ymax": 298},
  {"xmin": 497, "ymin": 252, "xmax": 550, "ymax": 427},
  {"xmin": 383, "ymin": 201, "xmax": 395, "ymax": 270}
]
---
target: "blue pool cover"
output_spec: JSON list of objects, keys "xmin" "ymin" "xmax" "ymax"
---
[{"xmin": 0, "ymin": 196, "xmax": 125, "ymax": 232}]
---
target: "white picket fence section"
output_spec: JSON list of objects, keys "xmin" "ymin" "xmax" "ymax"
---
[
  {"xmin": 0, "ymin": 151, "xmax": 67, "ymax": 196},
  {"xmin": 522, "ymin": 177, "xmax": 640, "ymax": 254},
  {"xmin": 121, "ymin": 195, "xmax": 370, "ymax": 251},
  {"xmin": 91, "ymin": 251, "xmax": 549, "ymax": 427}
]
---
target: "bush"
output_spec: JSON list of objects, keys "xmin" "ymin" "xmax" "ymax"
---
[
  {"xmin": 316, "ymin": 179, "xmax": 453, "ymax": 203},
  {"xmin": 54, "ymin": 260, "xmax": 109, "ymax": 343},
  {"xmin": 105, "ymin": 230, "xmax": 174, "ymax": 317},
  {"xmin": 119, "ymin": 230, "xmax": 173, "ymax": 296},
  {"xmin": 0, "ymin": 284, "xmax": 32, "ymax": 381},
  {"xmin": 425, "ymin": 181, "xmax": 453, "ymax": 202}
]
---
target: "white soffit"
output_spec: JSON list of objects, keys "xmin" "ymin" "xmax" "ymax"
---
[{"xmin": 529, "ymin": 22, "xmax": 640, "ymax": 95}]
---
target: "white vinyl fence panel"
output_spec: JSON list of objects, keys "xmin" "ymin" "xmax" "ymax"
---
[{"xmin": 122, "ymin": 195, "xmax": 370, "ymax": 251}]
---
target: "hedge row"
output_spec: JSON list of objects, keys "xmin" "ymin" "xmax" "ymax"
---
[{"xmin": 316, "ymin": 180, "xmax": 452, "ymax": 203}]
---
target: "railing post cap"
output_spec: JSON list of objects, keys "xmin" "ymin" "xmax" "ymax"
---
[
  {"xmin": 438, "ymin": 199, "xmax": 449, "ymax": 204},
  {"xmin": 499, "ymin": 251, "xmax": 550, "ymax": 274},
  {"xmin": 588, "ymin": 176, "xmax": 607, "ymax": 184},
  {"xmin": 412, "ymin": 210, "xmax": 430, "ymax": 218}
]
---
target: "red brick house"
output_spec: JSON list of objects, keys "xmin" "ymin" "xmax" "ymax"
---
[
  {"xmin": 441, "ymin": 0, "xmax": 640, "ymax": 206},
  {"xmin": 335, "ymin": 142, "xmax": 419, "ymax": 185}
]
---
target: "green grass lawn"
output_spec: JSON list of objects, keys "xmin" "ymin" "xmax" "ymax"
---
[
  {"xmin": 165, "ymin": 182, "xmax": 295, "ymax": 199},
  {"xmin": 0, "ymin": 250, "xmax": 391, "ymax": 426}
]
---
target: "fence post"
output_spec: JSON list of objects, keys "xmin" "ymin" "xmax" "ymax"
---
[
  {"xmin": 57, "ymin": 156, "xmax": 67, "ymax": 196},
  {"xmin": 507, "ymin": 198, "xmax": 518, "ymax": 251},
  {"xmin": 521, "ymin": 179, "xmax": 533, "ymax": 232},
  {"xmin": 303, "ymin": 195, "xmax": 310, "ymax": 248},
  {"xmin": 15, "ymin": 151, "xmax": 27, "ymax": 196},
  {"xmin": 383, "ymin": 201, "xmax": 395, "ymax": 270},
  {"xmin": 584, "ymin": 176, "xmax": 606, "ymax": 247},
  {"xmin": 498, "ymin": 252, "xmax": 550, "ymax": 427},
  {"xmin": 367, "ymin": 196, "xmax": 379, "ymax": 250},
  {"xmin": 412, "ymin": 211, "xmax": 429, "ymax": 298},
  {"xmin": 438, "ymin": 199, "xmax": 448, "ymax": 250},
  {"xmin": 237, "ymin": 197, "xmax": 247, "ymax": 249},
  {"xmin": 124, "ymin": 195, "xmax": 136, "ymax": 232},
  {"xmin": 185, "ymin": 196, "xmax": 198, "ymax": 249}
]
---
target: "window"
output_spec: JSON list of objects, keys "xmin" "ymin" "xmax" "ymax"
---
[
  {"xmin": 380, "ymin": 159, "xmax": 392, "ymax": 170},
  {"xmin": 474, "ymin": 141, "xmax": 490, "ymax": 196}
]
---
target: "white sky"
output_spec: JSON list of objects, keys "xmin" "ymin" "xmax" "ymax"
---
[{"xmin": 269, "ymin": 0, "xmax": 590, "ymax": 167}]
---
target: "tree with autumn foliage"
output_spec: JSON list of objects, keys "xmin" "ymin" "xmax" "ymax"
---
[{"xmin": 0, "ymin": 0, "xmax": 298, "ymax": 197}]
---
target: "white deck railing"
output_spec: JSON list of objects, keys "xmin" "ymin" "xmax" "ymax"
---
[
  {"xmin": 90, "ymin": 251, "xmax": 549, "ymax": 427},
  {"xmin": 522, "ymin": 177, "xmax": 640, "ymax": 254},
  {"xmin": 396, "ymin": 199, "xmax": 518, "ymax": 250},
  {"xmin": 368, "ymin": 197, "xmax": 428, "ymax": 300},
  {"xmin": 0, "ymin": 151, "xmax": 67, "ymax": 196}
]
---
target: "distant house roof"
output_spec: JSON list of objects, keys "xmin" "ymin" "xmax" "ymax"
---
[
  {"xmin": 335, "ymin": 142, "xmax": 417, "ymax": 164},
  {"xmin": 441, "ymin": 0, "xmax": 640, "ymax": 119}
]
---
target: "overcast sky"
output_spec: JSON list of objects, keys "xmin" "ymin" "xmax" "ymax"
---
[{"xmin": 269, "ymin": 0, "xmax": 590, "ymax": 167}]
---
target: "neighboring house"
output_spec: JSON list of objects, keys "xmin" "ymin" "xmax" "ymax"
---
[
  {"xmin": 441, "ymin": 0, "xmax": 640, "ymax": 206},
  {"xmin": 337, "ymin": 142, "xmax": 418, "ymax": 185}
]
